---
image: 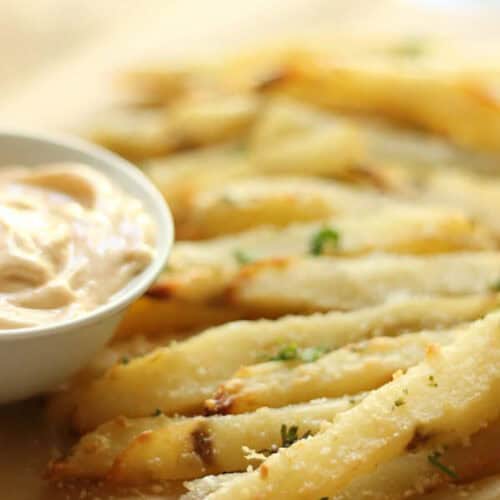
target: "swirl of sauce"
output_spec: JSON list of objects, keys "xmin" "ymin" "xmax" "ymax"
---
[{"xmin": 0, "ymin": 163, "xmax": 155, "ymax": 329}]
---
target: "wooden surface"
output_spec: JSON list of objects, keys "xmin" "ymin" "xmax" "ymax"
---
[{"xmin": 0, "ymin": 1, "xmax": 499, "ymax": 499}]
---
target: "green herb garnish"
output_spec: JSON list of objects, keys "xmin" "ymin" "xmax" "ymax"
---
[
  {"xmin": 120, "ymin": 356, "xmax": 130, "ymax": 365},
  {"xmin": 394, "ymin": 397, "xmax": 405, "ymax": 408},
  {"xmin": 309, "ymin": 227, "xmax": 340, "ymax": 256},
  {"xmin": 259, "ymin": 424, "xmax": 312, "ymax": 456},
  {"xmin": 490, "ymin": 279, "xmax": 500, "ymax": 292},
  {"xmin": 427, "ymin": 451, "xmax": 458, "ymax": 479},
  {"xmin": 299, "ymin": 346, "xmax": 330, "ymax": 362},
  {"xmin": 269, "ymin": 343, "xmax": 329, "ymax": 363},
  {"xmin": 233, "ymin": 249, "xmax": 253, "ymax": 265},
  {"xmin": 389, "ymin": 38, "xmax": 427, "ymax": 59},
  {"xmin": 428, "ymin": 375, "xmax": 438, "ymax": 388},
  {"xmin": 152, "ymin": 408, "xmax": 163, "ymax": 417},
  {"xmin": 270, "ymin": 343, "xmax": 299, "ymax": 361}
]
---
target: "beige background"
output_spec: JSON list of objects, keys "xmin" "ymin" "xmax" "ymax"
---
[{"xmin": 1, "ymin": 0, "xmax": 500, "ymax": 131}]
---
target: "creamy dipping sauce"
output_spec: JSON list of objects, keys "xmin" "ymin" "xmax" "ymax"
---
[{"xmin": 0, "ymin": 163, "xmax": 156, "ymax": 329}]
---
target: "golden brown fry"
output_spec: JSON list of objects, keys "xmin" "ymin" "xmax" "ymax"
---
[
  {"xmin": 182, "ymin": 421, "xmax": 500, "ymax": 500},
  {"xmin": 270, "ymin": 48, "xmax": 500, "ymax": 152},
  {"xmin": 114, "ymin": 297, "xmax": 247, "ymax": 340},
  {"xmin": 417, "ymin": 474, "xmax": 500, "ymax": 500},
  {"xmin": 229, "ymin": 252, "xmax": 500, "ymax": 314},
  {"xmin": 206, "ymin": 312, "xmax": 500, "ymax": 499},
  {"xmin": 49, "ymin": 396, "xmax": 363, "ymax": 482},
  {"xmin": 157, "ymin": 207, "xmax": 493, "ymax": 302},
  {"xmin": 179, "ymin": 176, "xmax": 386, "ymax": 239},
  {"xmin": 70, "ymin": 294, "xmax": 500, "ymax": 432},
  {"xmin": 207, "ymin": 329, "xmax": 455, "ymax": 414}
]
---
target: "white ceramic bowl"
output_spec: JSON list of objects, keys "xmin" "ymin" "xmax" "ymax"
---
[{"xmin": 0, "ymin": 130, "xmax": 174, "ymax": 403}]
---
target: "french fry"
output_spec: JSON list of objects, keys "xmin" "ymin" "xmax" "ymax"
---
[
  {"xmin": 89, "ymin": 107, "xmax": 178, "ymax": 161},
  {"xmin": 250, "ymin": 98, "xmax": 365, "ymax": 179},
  {"xmin": 168, "ymin": 93, "xmax": 259, "ymax": 146},
  {"xmin": 207, "ymin": 329, "xmax": 456, "ymax": 414},
  {"xmin": 154, "ymin": 207, "xmax": 493, "ymax": 302},
  {"xmin": 182, "ymin": 421, "xmax": 500, "ymax": 500},
  {"xmin": 229, "ymin": 252, "xmax": 500, "ymax": 314},
  {"xmin": 114, "ymin": 297, "xmax": 248, "ymax": 340},
  {"xmin": 269, "ymin": 48, "xmax": 500, "ymax": 152},
  {"xmin": 179, "ymin": 176, "xmax": 392, "ymax": 239},
  {"xmin": 49, "ymin": 396, "xmax": 364, "ymax": 482},
  {"xmin": 145, "ymin": 144, "xmax": 252, "ymax": 222},
  {"xmin": 421, "ymin": 168, "xmax": 500, "ymax": 241},
  {"xmin": 417, "ymin": 474, "xmax": 500, "ymax": 500},
  {"xmin": 70, "ymin": 294, "xmax": 500, "ymax": 432},
  {"xmin": 205, "ymin": 312, "xmax": 500, "ymax": 500}
]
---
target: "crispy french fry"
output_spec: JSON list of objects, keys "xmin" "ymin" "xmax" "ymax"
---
[
  {"xmin": 420, "ymin": 168, "xmax": 500, "ymax": 241},
  {"xmin": 70, "ymin": 294, "xmax": 500, "ymax": 432},
  {"xmin": 229, "ymin": 252, "xmax": 500, "ymax": 314},
  {"xmin": 270, "ymin": 48, "xmax": 500, "ymax": 152},
  {"xmin": 205, "ymin": 312, "xmax": 500, "ymax": 500},
  {"xmin": 154, "ymin": 207, "xmax": 493, "ymax": 302},
  {"xmin": 89, "ymin": 107, "xmax": 178, "ymax": 161},
  {"xmin": 250, "ymin": 98, "xmax": 365, "ymax": 178},
  {"xmin": 145, "ymin": 144, "xmax": 252, "ymax": 222},
  {"xmin": 49, "ymin": 396, "xmax": 364, "ymax": 482},
  {"xmin": 114, "ymin": 297, "xmax": 247, "ymax": 340},
  {"xmin": 168, "ymin": 93, "xmax": 259, "ymax": 146},
  {"xmin": 417, "ymin": 474, "xmax": 500, "ymax": 500},
  {"xmin": 180, "ymin": 176, "xmax": 387, "ymax": 239},
  {"xmin": 182, "ymin": 421, "xmax": 500, "ymax": 500},
  {"xmin": 207, "ymin": 329, "xmax": 456, "ymax": 414}
]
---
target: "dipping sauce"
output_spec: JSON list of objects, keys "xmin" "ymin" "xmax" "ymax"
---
[{"xmin": 0, "ymin": 163, "xmax": 155, "ymax": 329}]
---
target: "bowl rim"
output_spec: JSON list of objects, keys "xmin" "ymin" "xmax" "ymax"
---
[{"xmin": 0, "ymin": 128, "xmax": 174, "ymax": 340}]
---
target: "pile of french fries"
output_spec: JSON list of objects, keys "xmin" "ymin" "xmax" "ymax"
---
[{"xmin": 48, "ymin": 40, "xmax": 500, "ymax": 499}]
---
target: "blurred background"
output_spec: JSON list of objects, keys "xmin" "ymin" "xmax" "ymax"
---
[{"xmin": 1, "ymin": 0, "xmax": 499, "ymax": 129}]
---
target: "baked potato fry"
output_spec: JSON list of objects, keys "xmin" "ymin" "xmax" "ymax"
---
[
  {"xmin": 70, "ymin": 294, "xmax": 500, "ymax": 432},
  {"xmin": 145, "ymin": 144, "xmax": 252, "ymax": 221},
  {"xmin": 114, "ymin": 297, "xmax": 247, "ymax": 340},
  {"xmin": 89, "ymin": 107, "xmax": 177, "ymax": 161},
  {"xmin": 229, "ymin": 252, "xmax": 500, "ymax": 314},
  {"xmin": 205, "ymin": 312, "xmax": 500, "ymax": 500},
  {"xmin": 421, "ymin": 168, "xmax": 500, "ymax": 241},
  {"xmin": 250, "ymin": 98, "xmax": 364, "ymax": 178},
  {"xmin": 49, "ymin": 396, "xmax": 364, "ymax": 482},
  {"xmin": 206, "ymin": 329, "xmax": 456, "ymax": 414},
  {"xmin": 154, "ymin": 207, "xmax": 493, "ymax": 302},
  {"xmin": 271, "ymin": 48, "xmax": 500, "ymax": 152},
  {"xmin": 183, "ymin": 421, "xmax": 500, "ymax": 500},
  {"xmin": 179, "ymin": 176, "xmax": 387, "ymax": 239},
  {"xmin": 418, "ymin": 474, "xmax": 500, "ymax": 500}
]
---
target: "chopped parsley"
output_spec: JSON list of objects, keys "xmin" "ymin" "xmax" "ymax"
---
[
  {"xmin": 393, "ymin": 397, "xmax": 405, "ymax": 408},
  {"xmin": 389, "ymin": 38, "xmax": 427, "ymax": 59},
  {"xmin": 269, "ymin": 343, "xmax": 329, "ymax": 363},
  {"xmin": 490, "ymin": 279, "xmax": 500, "ymax": 292},
  {"xmin": 259, "ymin": 424, "xmax": 312, "ymax": 456},
  {"xmin": 428, "ymin": 375, "xmax": 438, "ymax": 388},
  {"xmin": 233, "ymin": 249, "xmax": 253, "ymax": 265},
  {"xmin": 427, "ymin": 451, "xmax": 458, "ymax": 479},
  {"xmin": 120, "ymin": 356, "xmax": 130, "ymax": 365},
  {"xmin": 152, "ymin": 408, "xmax": 163, "ymax": 417},
  {"xmin": 309, "ymin": 227, "xmax": 340, "ymax": 256}
]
